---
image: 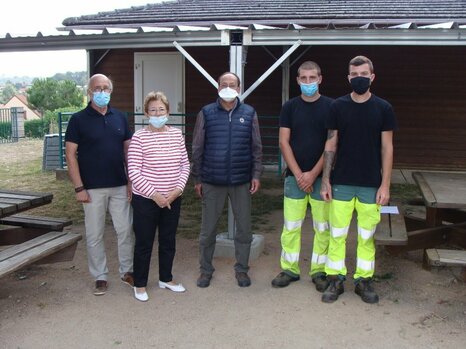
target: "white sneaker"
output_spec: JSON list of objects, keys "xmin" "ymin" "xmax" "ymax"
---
[
  {"xmin": 159, "ymin": 281, "xmax": 186, "ymax": 293},
  {"xmin": 133, "ymin": 287, "xmax": 149, "ymax": 302}
]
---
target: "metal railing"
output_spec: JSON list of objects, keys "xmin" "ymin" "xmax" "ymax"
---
[
  {"xmin": 58, "ymin": 112, "xmax": 281, "ymax": 174},
  {"xmin": 0, "ymin": 108, "xmax": 20, "ymax": 144}
]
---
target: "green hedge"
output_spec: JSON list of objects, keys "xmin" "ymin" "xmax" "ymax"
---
[
  {"xmin": 0, "ymin": 121, "xmax": 12, "ymax": 139},
  {"xmin": 24, "ymin": 119, "xmax": 49, "ymax": 138}
]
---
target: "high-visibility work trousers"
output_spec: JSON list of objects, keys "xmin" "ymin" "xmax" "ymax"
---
[
  {"xmin": 280, "ymin": 176, "xmax": 329, "ymax": 277},
  {"xmin": 325, "ymin": 186, "xmax": 381, "ymax": 279}
]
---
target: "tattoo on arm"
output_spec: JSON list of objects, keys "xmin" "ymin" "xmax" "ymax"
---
[
  {"xmin": 322, "ymin": 151, "xmax": 335, "ymax": 180},
  {"xmin": 326, "ymin": 130, "xmax": 336, "ymax": 140}
]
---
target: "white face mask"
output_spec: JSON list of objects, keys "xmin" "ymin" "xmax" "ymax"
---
[{"xmin": 218, "ymin": 87, "xmax": 239, "ymax": 102}]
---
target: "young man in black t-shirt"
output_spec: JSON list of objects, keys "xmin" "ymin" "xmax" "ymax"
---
[
  {"xmin": 320, "ymin": 56, "xmax": 397, "ymax": 304},
  {"xmin": 271, "ymin": 61, "xmax": 334, "ymax": 292}
]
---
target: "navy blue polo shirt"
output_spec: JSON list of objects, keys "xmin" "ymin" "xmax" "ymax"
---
[{"xmin": 65, "ymin": 103, "xmax": 132, "ymax": 189}]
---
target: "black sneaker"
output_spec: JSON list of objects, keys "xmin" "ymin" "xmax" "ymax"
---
[
  {"xmin": 235, "ymin": 272, "xmax": 251, "ymax": 287},
  {"xmin": 312, "ymin": 274, "xmax": 329, "ymax": 293},
  {"xmin": 355, "ymin": 278, "xmax": 379, "ymax": 304},
  {"xmin": 197, "ymin": 273, "xmax": 212, "ymax": 288},
  {"xmin": 321, "ymin": 277, "xmax": 344, "ymax": 303},
  {"xmin": 271, "ymin": 272, "xmax": 300, "ymax": 288}
]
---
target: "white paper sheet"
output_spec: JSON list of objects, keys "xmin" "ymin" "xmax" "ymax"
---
[{"xmin": 380, "ymin": 206, "xmax": 399, "ymax": 214}]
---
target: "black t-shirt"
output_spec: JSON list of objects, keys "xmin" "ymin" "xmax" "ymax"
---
[
  {"xmin": 326, "ymin": 94, "xmax": 397, "ymax": 187},
  {"xmin": 65, "ymin": 103, "xmax": 132, "ymax": 189},
  {"xmin": 280, "ymin": 95, "xmax": 334, "ymax": 176}
]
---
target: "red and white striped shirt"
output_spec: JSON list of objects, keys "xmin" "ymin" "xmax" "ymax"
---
[{"xmin": 128, "ymin": 126, "xmax": 190, "ymax": 198}]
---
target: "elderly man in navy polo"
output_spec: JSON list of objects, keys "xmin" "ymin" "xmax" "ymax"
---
[
  {"xmin": 192, "ymin": 72, "xmax": 263, "ymax": 288},
  {"xmin": 65, "ymin": 73, "xmax": 134, "ymax": 296}
]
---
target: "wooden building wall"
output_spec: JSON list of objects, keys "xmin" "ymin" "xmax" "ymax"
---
[{"xmin": 90, "ymin": 45, "xmax": 466, "ymax": 170}]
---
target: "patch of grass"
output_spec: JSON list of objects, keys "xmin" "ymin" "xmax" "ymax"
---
[
  {"xmin": 0, "ymin": 148, "xmax": 84, "ymax": 223},
  {"xmin": 177, "ymin": 175, "xmax": 284, "ymax": 239},
  {"xmin": 391, "ymin": 183, "xmax": 422, "ymax": 204}
]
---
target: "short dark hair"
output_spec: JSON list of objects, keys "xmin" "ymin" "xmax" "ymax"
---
[
  {"xmin": 218, "ymin": 72, "xmax": 241, "ymax": 87},
  {"xmin": 349, "ymin": 56, "xmax": 374, "ymax": 73},
  {"xmin": 297, "ymin": 61, "xmax": 321, "ymax": 76}
]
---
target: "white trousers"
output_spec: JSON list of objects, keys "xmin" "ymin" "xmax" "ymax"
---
[{"xmin": 83, "ymin": 185, "xmax": 134, "ymax": 281}]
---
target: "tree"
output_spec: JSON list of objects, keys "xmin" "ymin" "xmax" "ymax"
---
[
  {"xmin": 1, "ymin": 81, "xmax": 17, "ymax": 104},
  {"xmin": 27, "ymin": 78, "xmax": 84, "ymax": 114},
  {"xmin": 51, "ymin": 71, "xmax": 87, "ymax": 87}
]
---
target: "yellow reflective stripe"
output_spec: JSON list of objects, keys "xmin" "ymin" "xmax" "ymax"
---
[
  {"xmin": 358, "ymin": 226, "xmax": 375, "ymax": 240},
  {"xmin": 312, "ymin": 252, "xmax": 327, "ymax": 265},
  {"xmin": 357, "ymin": 258, "xmax": 374, "ymax": 271},
  {"xmin": 326, "ymin": 258, "xmax": 345, "ymax": 271},
  {"xmin": 284, "ymin": 219, "xmax": 303, "ymax": 231},
  {"xmin": 313, "ymin": 220, "xmax": 329, "ymax": 232},
  {"xmin": 331, "ymin": 225, "xmax": 348, "ymax": 238},
  {"xmin": 281, "ymin": 250, "xmax": 299, "ymax": 263}
]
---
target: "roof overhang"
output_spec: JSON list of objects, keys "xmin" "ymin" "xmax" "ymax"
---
[{"xmin": 1, "ymin": 25, "xmax": 465, "ymax": 53}]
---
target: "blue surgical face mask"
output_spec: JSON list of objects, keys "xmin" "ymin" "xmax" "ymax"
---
[
  {"xmin": 149, "ymin": 115, "xmax": 168, "ymax": 129},
  {"xmin": 92, "ymin": 91, "xmax": 111, "ymax": 108},
  {"xmin": 300, "ymin": 82, "xmax": 318, "ymax": 97}
]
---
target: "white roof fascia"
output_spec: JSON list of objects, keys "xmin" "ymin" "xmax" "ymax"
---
[
  {"xmin": 287, "ymin": 23, "xmax": 307, "ymax": 30},
  {"xmin": 69, "ymin": 29, "xmax": 104, "ymax": 35},
  {"xmin": 418, "ymin": 21, "xmax": 456, "ymax": 29},
  {"xmin": 1, "ymin": 26, "xmax": 466, "ymax": 53},
  {"xmin": 389, "ymin": 22, "xmax": 415, "ymax": 29},
  {"xmin": 249, "ymin": 28, "xmax": 466, "ymax": 46},
  {"xmin": 174, "ymin": 25, "xmax": 210, "ymax": 31},
  {"xmin": 211, "ymin": 24, "xmax": 248, "ymax": 30},
  {"xmin": 249, "ymin": 24, "xmax": 280, "ymax": 30},
  {"xmin": 138, "ymin": 26, "xmax": 174, "ymax": 33},
  {"xmin": 0, "ymin": 31, "xmax": 224, "ymax": 52},
  {"xmin": 104, "ymin": 28, "xmax": 140, "ymax": 34}
]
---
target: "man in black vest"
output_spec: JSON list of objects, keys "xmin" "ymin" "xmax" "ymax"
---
[{"xmin": 192, "ymin": 72, "xmax": 263, "ymax": 288}]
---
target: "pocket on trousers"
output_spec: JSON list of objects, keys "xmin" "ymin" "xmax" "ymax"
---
[{"xmin": 284, "ymin": 176, "xmax": 306, "ymax": 200}]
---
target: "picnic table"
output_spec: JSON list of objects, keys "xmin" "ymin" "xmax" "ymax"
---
[
  {"xmin": 0, "ymin": 189, "xmax": 81, "ymax": 278},
  {"xmin": 387, "ymin": 171, "xmax": 466, "ymax": 280}
]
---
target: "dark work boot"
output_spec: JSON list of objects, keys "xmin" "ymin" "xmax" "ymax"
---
[
  {"xmin": 355, "ymin": 278, "xmax": 379, "ymax": 304},
  {"xmin": 321, "ymin": 276, "xmax": 344, "ymax": 303},
  {"xmin": 271, "ymin": 272, "xmax": 300, "ymax": 288},
  {"xmin": 311, "ymin": 273, "xmax": 330, "ymax": 293},
  {"xmin": 197, "ymin": 273, "xmax": 212, "ymax": 288}
]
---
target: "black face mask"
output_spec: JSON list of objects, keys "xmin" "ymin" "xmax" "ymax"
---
[{"xmin": 350, "ymin": 76, "xmax": 371, "ymax": 95}]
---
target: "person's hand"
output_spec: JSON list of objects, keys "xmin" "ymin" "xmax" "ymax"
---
[
  {"xmin": 167, "ymin": 188, "xmax": 182, "ymax": 205},
  {"xmin": 76, "ymin": 190, "xmax": 91, "ymax": 203},
  {"xmin": 320, "ymin": 179, "xmax": 332, "ymax": 202},
  {"xmin": 297, "ymin": 171, "xmax": 316, "ymax": 193},
  {"xmin": 376, "ymin": 185, "xmax": 390, "ymax": 205},
  {"xmin": 152, "ymin": 192, "xmax": 170, "ymax": 209},
  {"xmin": 195, "ymin": 183, "xmax": 202, "ymax": 198},
  {"xmin": 126, "ymin": 182, "xmax": 132, "ymax": 202},
  {"xmin": 250, "ymin": 179, "xmax": 261, "ymax": 194}
]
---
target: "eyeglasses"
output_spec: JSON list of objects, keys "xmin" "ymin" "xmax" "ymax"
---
[
  {"xmin": 92, "ymin": 87, "xmax": 112, "ymax": 93},
  {"xmin": 148, "ymin": 108, "xmax": 167, "ymax": 114}
]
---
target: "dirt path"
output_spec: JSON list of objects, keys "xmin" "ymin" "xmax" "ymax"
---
[{"xmin": 0, "ymin": 208, "xmax": 465, "ymax": 348}]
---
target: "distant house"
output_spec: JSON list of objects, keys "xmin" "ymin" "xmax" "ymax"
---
[{"xmin": 2, "ymin": 94, "xmax": 41, "ymax": 120}]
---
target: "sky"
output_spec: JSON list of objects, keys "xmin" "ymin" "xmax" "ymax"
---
[{"xmin": 0, "ymin": 1, "xmax": 162, "ymax": 79}]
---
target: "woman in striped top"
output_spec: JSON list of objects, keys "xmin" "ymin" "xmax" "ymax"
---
[{"xmin": 128, "ymin": 91, "xmax": 190, "ymax": 302}]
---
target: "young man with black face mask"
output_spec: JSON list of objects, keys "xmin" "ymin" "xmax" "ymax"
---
[{"xmin": 320, "ymin": 56, "xmax": 397, "ymax": 304}]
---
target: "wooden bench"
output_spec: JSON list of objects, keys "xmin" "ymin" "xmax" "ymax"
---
[
  {"xmin": 0, "ymin": 231, "xmax": 82, "ymax": 279},
  {"xmin": 424, "ymin": 248, "xmax": 466, "ymax": 281},
  {"xmin": 0, "ymin": 214, "xmax": 73, "ymax": 246},
  {"xmin": 375, "ymin": 207, "xmax": 408, "ymax": 246},
  {"xmin": 0, "ymin": 214, "xmax": 72, "ymax": 231}
]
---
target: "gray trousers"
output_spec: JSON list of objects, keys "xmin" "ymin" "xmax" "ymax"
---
[
  {"xmin": 199, "ymin": 182, "xmax": 252, "ymax": 275},
  {"xmin": 83, "ymin": 186, "xmax": 134, "ymax": 281}
]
